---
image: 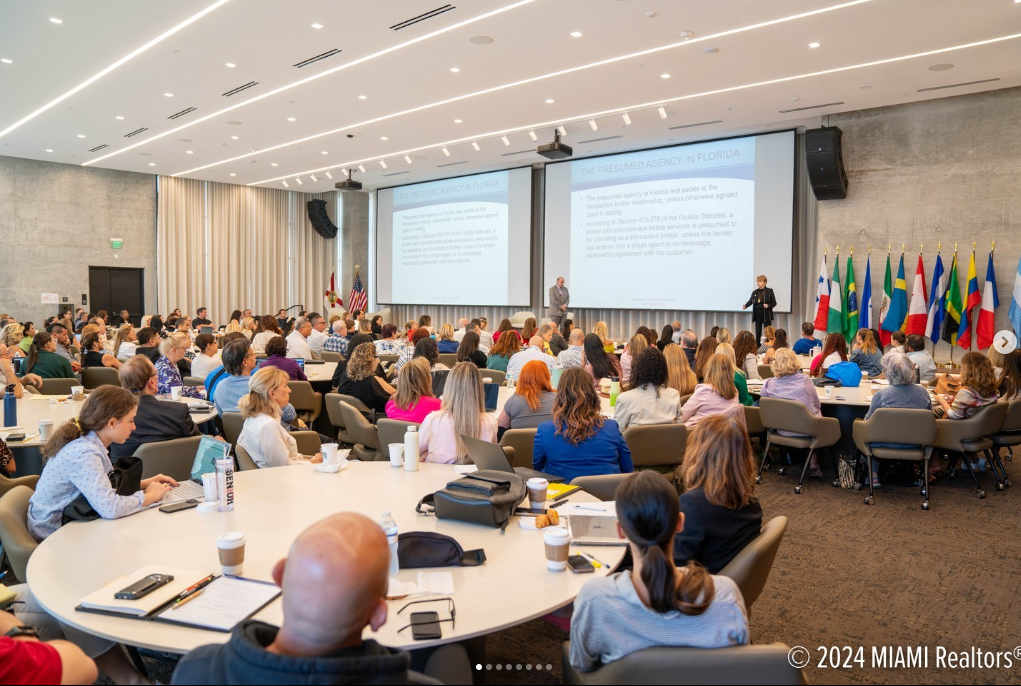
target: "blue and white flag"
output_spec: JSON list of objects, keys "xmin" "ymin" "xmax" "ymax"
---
[{"xmin": 925, "ymin": 252, "xmax": 947, "ymax": 344}]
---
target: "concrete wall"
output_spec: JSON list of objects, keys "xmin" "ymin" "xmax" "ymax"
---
[
  {"xmin": 817, "ymin": 86, "xmax": 1021, "ymax": 361},
  {"xmin": 339, "ymin": 190, "xmax": 370, "ymax": 307},
  {"xmin": 0, "ymin": 155, "xmax": 157, "ymax": 322}
]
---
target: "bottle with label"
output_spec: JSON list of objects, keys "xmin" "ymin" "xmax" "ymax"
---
[
  {"xmin": 609, "ymin": 376, "xmax": 621, "ymax": 407},
  {"xmin": 3, "ymin": 387, "xmax": 16, "ymax": 428},
  {"xmin": 380, "ymin": 511, "xmax": 399, "ymax": 577},
  {"xmin": 404, "ymin": 425, "xmax": 420, "ymax": 472},
  {"xmin": 215, "ymin": 455, "xmax": 234, "ymax": 512}
]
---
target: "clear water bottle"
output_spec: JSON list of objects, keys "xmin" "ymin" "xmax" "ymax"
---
[
  {"xmin": 215, "ymin": 455, "xmax": 234, "ymax": 512},
  {"xmin": 380, "ymin": 511, "xmax": 399, "ymax": 577}
]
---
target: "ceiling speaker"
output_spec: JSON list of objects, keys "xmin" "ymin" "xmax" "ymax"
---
[{"xmin": 306, "ymin": 199, "xmax": 338, "ymax": 239}]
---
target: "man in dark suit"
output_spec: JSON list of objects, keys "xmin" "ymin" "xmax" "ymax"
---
[
  {"xmin": 548, "ymin": 277, "xmax": 570, "ymax": 328},
  {"xmin": 111, "ymin": 355, "xmax": 205, "ymax": 459},
  {"xmin": 742, "ymin": 275, "xmax": 777, "ymax": 345}
]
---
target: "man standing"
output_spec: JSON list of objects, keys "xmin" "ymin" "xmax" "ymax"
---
[
  {"xmin": 548, "ymin": 276, "xmax": 570, "ymax": 328},
  {"xmin": 742, "ymin": 275, "xmax": 776, "ymax": 345}
]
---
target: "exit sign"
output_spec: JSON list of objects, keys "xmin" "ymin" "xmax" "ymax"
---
[{"xmin": 110, "ymin": 238, "xmax": 123, "ymax": 249}]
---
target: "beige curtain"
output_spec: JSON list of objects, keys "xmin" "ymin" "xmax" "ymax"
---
[{"xmin": 157, "ymin": 177, "xmax": 206, "ymax": 316}]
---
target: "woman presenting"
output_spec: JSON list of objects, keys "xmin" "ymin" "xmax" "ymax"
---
[{"xmin": 742, "ymin": 274, "xmax": 776, "ymax": 345}]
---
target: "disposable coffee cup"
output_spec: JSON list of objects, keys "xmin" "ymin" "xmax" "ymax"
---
[
  {"xmin": 201, "ymin": 473, "xmax": 217, "ymax": 501},
  {"xmin": 824, "ymin": 387, "xmax": 833, "ymax": 398},
  {"xmin": 38, "ymin": 419, "xmax": 54, "ymax": 441},
  {"xmin": 216, "ymin": 532, "xmax": 246, "ymax": 575},
  {"xmin": 482, "ymin": 377, "xmax": 492, "ymax": 384},
  {"xmin": 170, "ymin": 386, "xmax": 183, "ymax": 401},
  {"xmin": 388, "ymin": 443, "xmax": 404, "ymax": 468},
  {"xmin": 543, "ymin": 527, "xmax": 571, "ymax": 571},
  {"xmin": 321, "ymin": 443, "xmax": 339, "ymax": 466},
  {"xmin": 526, "ymin": 477, "xmax": 549, "ymax": 508},
  {"xmin": 71, "ymin": 386, "xmax": 85, "ymax": 401}
]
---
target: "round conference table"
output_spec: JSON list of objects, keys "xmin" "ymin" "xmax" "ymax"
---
[{"xmin": 28, "ymin": 461, "xmax": 626, "ymax": 653}]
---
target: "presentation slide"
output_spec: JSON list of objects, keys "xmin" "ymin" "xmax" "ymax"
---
[
  {"xmin": 544, "ymin": 131, "xmax": 795, "ymax": 312},
  {"xmin": 376, "ymin": 167, "xmax": 532, "ymax": 306}
]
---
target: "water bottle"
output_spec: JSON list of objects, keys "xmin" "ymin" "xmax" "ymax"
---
[
  {"xmin": 3, "ymin": 387, "xmax": 16, "ymax": 428},
  {"xmin": 609, "ymin": 376, "xmax": 621, "ymax": 407},
  {"xmin": 404, "ymin": 425, "xmax": 420, "ymax": 472},
  {"xmin": 380, "ymin": 511, "xmax": 399, "ymax": 577},
  {"xmin": 215, "ymin": 455, "xmax": 234, "ymax": 512}
]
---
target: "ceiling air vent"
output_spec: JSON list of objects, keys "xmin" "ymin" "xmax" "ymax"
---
[
  {"xmin": 168, "ymin": 107, "xmax": 197, "ymax": 120},
  {"xmin": 917, "ymin": 78, "xmax": 999, "ymax": 93},
  {"xmin": 437, "ymin": 160, "xmax": 467, "ymax": 168},
  {"xmin": 294, "ymin": 49, "xmax": 342, "ymax": 68},
  {"xmin": 124, "ymin": 127, "xmax": 148, "ymax": 138},
  {"xmin": 779, "ymin": 102, "xmax": 844, "ymax": 114},
  {"xmin": 390, "ymin": 5, "xmax": 455, "ymax": 31},
  {"xmin": 576, "ymin": 135, "xmax": 622, "ymax": 145},
  {"xmin": 88, "ymin": 144, "xmax": 109, "ymax": 152},
  {"xmin": 383, "ymin": 171, "xmax": 409, "ymax": 177},
  {"xmin": 222, "ymin": 81, "xmax": 258, "ymax": 97},
  {"xmin": 501, "ymin": 149, "xmax": 533, "ymax": 157},
  {"xmin": 668, "ymin": 120, "xmax": 722, "ymax": 131}
]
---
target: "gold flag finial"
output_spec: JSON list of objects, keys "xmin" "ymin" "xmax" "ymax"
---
[
  {"xmin": 954, "ymin": 241, "xmax": 958, "ymax": 253},
  {"xmin": 937, "ymin": 240, "xmax": 941, "ymax": 253},
  {"xmin": 850, "ymin": 245, "xmax": 854, "ymax": 256}
]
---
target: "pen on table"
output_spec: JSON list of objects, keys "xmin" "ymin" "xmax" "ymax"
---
[
  {"xmin": 579, "ymin": 551, "xmax": 608, "ymax": 568},
  {"xmin": 171, "ymin": 589, "xmax": 204, "ymax": 610},
  {"xmin": 0, "ymin": 571, "xmax": 7, "ymax": 582},
  {"xmin": 571, "ymin": 504, "xmax": 606, "ymax": 512},
  {"xmin": 176, "ymin": 574, "xmax": 216, "ymax": 601}
]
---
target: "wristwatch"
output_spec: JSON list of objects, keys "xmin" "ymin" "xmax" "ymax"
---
[{"xmin": 5, "ymin": 625, "xmax": 39, "ymax": 639}]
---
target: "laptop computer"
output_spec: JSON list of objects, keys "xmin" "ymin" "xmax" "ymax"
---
[
  {"xmin": 461, "ymin": 435, "xmax": 565, "ymax": 482},
  {"xmin": 567, "ymin": 514, "xmax": 627, "ymax": 546},
  {"xmin": 200, "ymin": 326, "xmax": 214, "ymax": 335}
]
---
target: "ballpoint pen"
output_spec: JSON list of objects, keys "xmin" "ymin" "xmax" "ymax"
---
[{"xmin": 171, "ymin": 589, "xmax": 204, "ymax": 610}]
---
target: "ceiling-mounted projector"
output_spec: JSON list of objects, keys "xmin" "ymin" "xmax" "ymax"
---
[
  {"xmin": 537, "ymin": 129, "xmax": 572, "ymax": 160},
  {"xmin": 335, "ymin": 169, "xmax": 363, "ymax": 191}
]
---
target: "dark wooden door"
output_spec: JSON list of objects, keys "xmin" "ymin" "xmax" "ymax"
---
[{"xmin": 88, "ymin": 267, "xmax": 144, "ymax": 325}]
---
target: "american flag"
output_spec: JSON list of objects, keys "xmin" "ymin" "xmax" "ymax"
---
[{"xmin": 349, "ymin": 268, "xmax": 368, "ymax": 312}]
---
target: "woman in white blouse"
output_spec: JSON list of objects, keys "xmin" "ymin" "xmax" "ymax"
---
[
  {"xmin": 237, "ymin": 367, "xmax": 322, "ymax": 468},
  {"xmin": 111, "ymin": 323, "xmax": 138, "ymax": 361},
  {"xmin": 613, "ymin": 348, "xmax": 682, "ymax": 429},
  {"xmin": 190, "ymin": 333, "xmax": 221, "ymax": 379}
]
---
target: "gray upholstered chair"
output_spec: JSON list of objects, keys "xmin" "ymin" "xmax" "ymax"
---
[
  {"xmin": 757, "ymin": 364, "xmax": 774, "ymax": 379},
  {"xmin": 325, "ymin": 393, "xmax": 370, "ymax": 445},
  {"xmin": 0, "ymin": 486, "xmax": 37, "ymax": 583},
  {"xmin": 479, "ymin": 369, "xmax": 506, "ymax": 386},
  {"xmin": 743, "ymin": 405, "xmax": 765, "ymax": 448},
  {"xmin": 81, "ymin": 366, "xmax": 120, "ymax": 389},
  {"xmin": 989, "ymin": 399, "xmax": 1021, "ymax": 482},
  {"xmin": 320, "ymin": 351, "xmax": 343, "ymax": 363},
  {"xmin": 132, "ymin": 435, "xmax": 204, "ymax": 480},
  {"xmin": 437, "ymin": 353, "xmax": 458, "ymax": 369},
  {"xmin": 182, "ymin": 376, "xmax": 204, "ymax": 387},
  {"xmin": 718, "ymin": 515, "xmax": 788, "ymax": 612},
  {"xmin": 622, "ymin": 424, "xmax": 687, "ymax": 481},
  {"xmin": 37, "ymin": 378, "xmax": 78, "ymax": 395},
  {"xmin": 935, "ymin": 402, "xmax": 1009, "ymax": 498},
  {"xmin": 221, "ymin": 412, "xmax": 244, "ymax": 448},
  {"xmin": 756, "ymin": 397, "xmax": 841, "ymax": 494},
  {"xmin": 292, "ymin": 430, "xmax": 322, "ymax": 456},
  {"xmin": 235, "ymin": 444, "xmax": 258, "ymax": 471},
  {"xmin": 0, "ymin": 474, "xmax": 39, "ymax": 498},
  {"xmin": 287, "ymin": 381, "xmax": 322, "ymax": 425},
  {"xmin": 852, "ymin": 409, "xmax": 938, "ymax": 509},
  {"xmin": 377, "ymin": 419, "xmax": 420, "ymax": 454},
  {"xmin": 499, "ymin": 428, "xmax": 538, "ymax": 469},
  {"xmin": 570, "ymin": 474, "xmax": 630, "ymax": 502},
  {"xmin": 339, "ymin": 401, "xmax": 382, "ymax": 461}
]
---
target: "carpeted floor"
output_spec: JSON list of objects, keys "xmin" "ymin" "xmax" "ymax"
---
[{"xmin": 11, "ymin": 456, "xmax": 1021, "ymax": 684}]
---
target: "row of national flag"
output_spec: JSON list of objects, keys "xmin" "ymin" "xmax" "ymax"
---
[{"xmin": 813, "ymin": 248, "xmax": 1021, "ymax": 351}]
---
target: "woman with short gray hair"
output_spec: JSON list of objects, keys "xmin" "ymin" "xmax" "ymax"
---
[{"xmin": 859, "ymin": 352, "xmax": 932, "ymax": 488}]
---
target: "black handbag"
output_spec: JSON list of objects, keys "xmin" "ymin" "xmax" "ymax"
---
[
  {"xmin": 62, "ymin": 456, "xmax": 144, "ymax": 525},
  {"xmin": 397, "ymin": 532, "xmax": 486, "ymax": 568},
  {"xmin": 416, "ymin": 470, "xmax": 527, "ymax": 530}
]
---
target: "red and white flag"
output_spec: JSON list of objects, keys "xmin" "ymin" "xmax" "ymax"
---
[
  {"xmin": 903, "ymin": 254, "xmax": 928, "ymax": 335},
  {"xmin": 324, "ymin": 271, "xmax": 341, "ymax": 312}
]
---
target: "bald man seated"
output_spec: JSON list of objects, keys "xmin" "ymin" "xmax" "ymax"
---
[{"xmin": 172, "ymin": 513, "xmax": 471, "ymax": 685}]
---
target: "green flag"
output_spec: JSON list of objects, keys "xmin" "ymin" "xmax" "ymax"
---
[
  {"xmin": 943, "ymin": 252, "xmax": 963, "ymax": 347},
  {"xmin": 878, "ymin": 254, "xmax": 893, "ymax": 345},
  {"xmin": 826, "ymin": 256, "xmax": 842, "ymax": 335},
  {"xmin": 844, "ymin": 255, "xmax": 858, "ymax": 343}
]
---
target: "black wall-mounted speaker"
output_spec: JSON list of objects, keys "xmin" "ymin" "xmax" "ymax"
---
[
  {"xmin": 805, "ymin": 126, "xmax": 848, "ymax": 200},
  {"xmin": 306, "ymin": 199, "xmax": 339, "ymax": 239}
]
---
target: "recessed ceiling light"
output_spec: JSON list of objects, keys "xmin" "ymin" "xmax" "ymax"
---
[
  {"xmin": 545, "ymin": 99, "xmax": 555, "ymax": 104},
  {"xmin": 45, "ymin": 149, "xmax": 53, "ymax": 152},
  {"xmin": 660, "ymin": 73, "xmax": 671, "ymax": 79},
  {"xmin": 358, "ymin": 164, "xmax": 366, "ymax": 173},
  {"xmin": 809, "ymin": 42, "xmax": 820, "ymax": 48},
  {"xmin": 501, "ymin": 135, "xmax": 510, "ymax": 146},
  {"xmin": 357, "ymin": 95, "xmax": 367, "ymax": 100},
  {"xmin": 186, "ymin": 150, "xmax": 194, "ymax": 154},
  {"xmin": 442, "ymin": 146, "xmax": 450, "ymax": 156},
  {"xmin": 164, "ymin": 93, "xmax": 174, "ymax": 97},
  {"xmin": 231, "ymin": 135, "xmax": 239, "ymax": 140},
  {"xmin": 50, "ymin": 17, "xmax": 63, "ymax": 24},
  {"xmin": 728, "ymin": 106, "xmax": 737, "ymax": 111},
  {"xmin": 658, "ymin": 106, "xmax": 668, "ymax": 119},
  {"xmin": 454, "ymin": 119, "xmax": 463, "ymax": 123},
  {"xmin": 621, "ymin": 112, "xmax": 631, "ymax": 126},
  {"xmin": 77, "ymin": 134, "xmax": 85, "ymax": 138},
  {"xmin": 380, "ymin": 136, "xmax": 388, "ymax": 141},
  {"xmin": 379, "ymin": 160, "xmax": 387, "ymax": 169},
  {"xmin": 271, "ymin": 162, "xmax": 277, "ymax": 166},
  {"xmin": 471, "ymin": 141, "xmax": 480, "ymax": 151},
  {"xmin": 325, "ymin": 171, "xmax": 332, "ymax": 179},
  {"xmin": 860, "ymin": 85, "xmax": 872, "ymax": 90},
  {"xmin": 528, "ymin": 130, "xmax": 537, "ymax": 141},
  {"xmin": 287, "ymin": 117, "xmax": 296, "ymax": 122},
  {"xmin": 115, "ymin": 115, "xmax": 124, "ymax": 120},
  {"xmin": 450, "ymin": 67, "xmax": 460, "ymax": 73},
  {"xmin": 225, "ymin": 62, "xmax": 236, "ymax": 68},
  {"xmin": 470, "ymin": 36, "xmax": 494, "ymax": 45},
  {"xmin": 404, "ymin": 155, "xmax": 412, "ymax": 164},
  {"xmin": 229, "ymin": 173, "xmax": 236, "ymax": 176},
  {"xmin": 703, "ymin": 47, "xmax": 719, "ymax": 54},
  {"xmin": 679, "ymin": 31, "xmax": 695, "ymax": 40},
  {"xmin": 589, "ymin": 119, "xmax": 598, "ymax": 131},
  {"xmin": 295, "ymin": 177, "xmax": 302, "ymax": 185},
  {"xmin": 321, "ymin": 151, "xmax": 328, "ymax": 155},
  {"xmin": 929, "ymin": 63, "xmax": 954, "ymax": 71},
  {"xmin": 311, "ymin": 23, "xmax": 323, "ymax": 29},
  {"xmin": 282, "ymin": 180, "xmax": 288, "ymax": 188},
  {"xmin": 149, "ymin": 162, "xmax": 156, "ymax": 166},
  {"xmin": 570, "ymin": 31, "xmax": 583, "ymax": 38},
  {"xmin": 0, "ymin": 59, "xmax": 11, "ymax": 64}
]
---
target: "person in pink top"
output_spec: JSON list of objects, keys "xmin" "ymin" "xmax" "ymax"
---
[
  {"xmin": 681, "ymin": 354, "xmax": 746, "ymax": 429},
  {"xmin": 419, "ymin": 362, "xmax": 498, "ymax": 464},
  {"xmin": 385, "ymin": 357, "xmax": 442, "ymax": 424}
]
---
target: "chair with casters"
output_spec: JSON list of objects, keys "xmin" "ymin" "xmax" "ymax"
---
[
  {"xmin": 235, "ymin": 444, "xmax": 258, "ymax": 471},
  {"xmin": 852, "ymin": 409, "xmax": 938, "ymax": 509},
  {"xmin": 560, "ymin": 642, "xmax": 806, "ymax": 686},
  {"xmin": 479, "ymin": 369, "xmax": 506, "ymax": 386},
  {"xmin": 221, "ymin": 412, "xmax": 244, "ymax": 448},
  {"xmin": 509, "ymin": 311, "xmax": 537, "ymax": 329},
  {"xmin": 132, "ymin": 435, "xmax": 204, "ymax": 481},
  {"xmin": 37, "ymin": 378, "xmax": 78, "ymax": 395},
  {"xmin": 287, "ymin": 381, "xmax": 322, "ymax": 425},
  {"xmin": 743, "ymin": 405, "xmax": 765, "ymax": 447},
  {"xmin": 499, "ymin": 428, "xmax": 538, "ymax": 469},
  {"xmin": 989, "ymin": 399, "xmax": 1021, "ymax": 476},
  {"xmin": 717, "ymin": 516, "xmax": 788, "ymax": 613},
  {"xmin": 622, "ymin": 424, "xmax": 687, "ymax": 482},
  {"xmin": 437, "ymin": 353, "xmax": 458, "ymax": 369},
  {"xmin": 324, "ymin": 393, "xmax": 369, "ymax": 445},
  {"xmin": 0, "ymin": 486, "xmax": 38, "ymax": 583},
  {"xmin": 756, "ymin": 397, "xmax": 841, "ymax": 494},
  {"xmin": 934, "ymin": 402, "xmax": 1009, "ymax": 498},
  {"xmin": 339, "ymin": 401, "xmax": 383, "ymax": 461},
  {"xmin": 81, "ymin": 366, "xmax": 120, "ymax": 390},
  {"xmin": 320, "ymin": 351, "xmax": 343, "ymax": 363},
  {"xmin": 182, "ymin": 376, "xmax": 204, "ymax": 387},
  {"xmin": 570, "ymin": 474, "xmax": 630, "ymax": 502},
  {"xmin": 757, "ymin": 364, "xmax": 774, "ymax": 379},
  {"xmin": 377, "ymin": 419, "xmax": 420, "ymax": 454}
]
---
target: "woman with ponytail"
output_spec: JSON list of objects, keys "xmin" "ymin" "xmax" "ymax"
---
[
  {"xmin": 20, "ymin": 332, "xmax": 75, "ymax": 380},
  {"xmin": 27, "ymin": 386, "xmax": 179, "ymax": 540},
  {"xmin": 569, "ymin": 470, "xmax": 749, "ymax": 671}
]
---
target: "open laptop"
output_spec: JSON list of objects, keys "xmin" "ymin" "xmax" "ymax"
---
[
  {"xmin": 158, "ymin": 436, "xmax": 230, "ymax": 504},
  {"xmin": 461, "ymin": 435, "xmax": 564, "ymax": 482},
  {"xmin": 200, "ymin": 326, "xmax": 214, "ymax": 335}
]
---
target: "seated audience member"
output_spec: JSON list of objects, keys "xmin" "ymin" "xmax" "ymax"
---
[
  {"xmin": 419, "ymin": 362, "xmax": 498, "ymax": 464},
  {"xmin": 935, "ymin": 351, "xmax": 998, "ymax": 421},
  {"xmin": 275, "ymin": 308, "xmax": 290, "ymax": 331},
  {"xmin": 670, "ymin": 321, "xmax": 683, "ymax": 343},
  {"xmin": 635, "ymin": 326, "xmax": 655, "ymax": 348},
  {"xmin": 156, "ymin": 332, "xmax": 204, "ymax": 398},
  {"xmin": 904, "ymin": 333, "xmax": 937, "ymax": 384},
  {"xmin": 324, "ymin": 319, "xmax": 350, "ymax": 356},
  {"xmin": 134, "ymin": 326, "xmax": 162, "ymax": 362},
  {"xmin": 759, "ymin": 348, "xmax": 824, "ymax": 477},
  {"xmin": 664, "ymin": 344, "xmax": 698, "ymax": 398},
  {"xmin": 80, "ymin": 332, "xmax": 121, "ymax": 370},
  {"xmin": 570, "ymin": 470, "xmax": 748, "ymax": 671},
  {"xmin": 557, "ymin": 328, "xmax": 586, "ymax": 370},
  {"xmin": 532, "ymin": 367, "xmax": 632, "ymax": 482},
  {"xmin": 716, "ymin": 343, "xmax": 754, "ymax": 407},
  {"xmin": 347, "ymin": 319, "xmax": 376, "ymax": 353},
  {"xmin": 413, "ymin": 337, "xmax": 449, "ymax": 372},
  {"xmin": 656, "ymin": 325, "xmax": 674, "ymax": 352},
  {"xmin": 224, "ymin": 310, "xmax": 244, "ymax": 335},
  {"xmin": 111, "ymin": 356, "xmax": 202, "ymax": 458},
  {"xmin": 792, "ymin": 322, "xmax": 818, "ymax": 355},
  {"xmin": 47, "ymin": 323, "xmax": 78, "ymax": 369},
  {"xmin": 678, "ymin": 328, "xmax": 698, "ymax": 368},
  {"xmin": 174, "ymin": 316, "xmax": 193, "ymax": 333},
  {"xmin": 998, "ymin": 350, "xmax": 1021, "ymax": 401},
  {"xmin": 27, "ymin": 387, "xmax": 177, "ymax": 540},
  {"xmin": 673, "ymin": 415, "xmax": 763, "ymax": 573},
  {"xmin": 887, "ymin": 330, "xmax": 906, "ymax": 355},
  {"xmin": 20, "ymin": 332, "xmax": 75, "ymax": 380},
  {"xmin": 417, "ymin": 313, "xmax": 433, "ymax": 334},
  {"xmin": 477, "ymin": 316, "xmax": 494, "ymax": 352},
  {"xmin": 241, "ymin": 316, "xmax": 257, "ymax": 340},
  {"xmin": 681, "ymin": 354, "xmax": 745, "ymax": 429},
  {"xmin": 582, "ymin": 332, "xmax": 621, "ymax": 386},
  {"xmin": 193, "ymin": 307, "xmax": 211, "ymax": 329},
  {"xmin": 614, "ymin": 348, "xmax": 682, "ymax": 429},
  {"xmin": 337, "ymin": 343, "xmax": 395, "ymax": 415},
  {"xmin": 715, "ymin": 327, "xmax": 732, "ymax": 345},
  {"xmin": 498, "ymin": 360, "xmax": 556, "ymax": 430},
  {"xmin": 237, "ymin": 368, "xmax": 322, "ymax": 468},
  {"xmin": 452, "ymin": 317, "xmax": 471, "ymax": 341},
  {"xmin": 692, "ymin": 336, "xmax": 719, "ymax": 382},
  {"xmin": 110, "ymin": 324, "xmax": 137, "ymax": 361},
  {"xmin": 385, "ymin": 358, "xmax": 441, "ymax": 424},
  {"xmin": 545, "ymin": 322, "xmax": 570, "ymax": 357},
  {"xmin": 732, "ymin": 331, "xmax": 760, "ymax": 381},
  {"xmin": 369, "ymin": 315, "xmax": 383, "ymax": 336},
  {"xmin": 757, "ymin": 325, "xmax": 775, "ymax": 354},
  {"xmin": 810, "ymin": 332, "xmax": 848, "ymax": 377},
  {"xmin": 560, "ymin": 318, "xmax": 575, "ymax": 338},
  {"xmin": 507, "ymin": 335, "xmax": 556, "ymax": 381},
  {"xmin": 172, "ymin": 513, "xmax": 470, "ymax": 685},
  {"xmin": 0, "ymin": 606, "xmax": 99, "ymax": 685},
  {"xmin": 392, "ymin": 327, "xmax": 432, "ymax": 377},
  {"xmin": 456, "ymin": 331, "xmax": 487, "ymax": 369},
  {"xmin": 252, "ymin": 315, "xmax": 284, "ymax": 353},
  {"xmin": 849, "ymin": 328, "xmax": 883, "ymax": 377},
  {"xmin": 214, "ymin": 340, "xmax": 297, "ymax": 429},
  {"xmin": 18, "ymin": 322, "xmax": 36, "ymax": 354},
  {"xmin": 149, "ymin": 314, "xmax": 167, "ymax": 336},
  {"xmin": 487, "ymin": 326, "xmax": 522, "ymax": 373},
  {"xmin": 0, "ymin": 343, "xmax": 40, "ymax": 398},
  {"xmin": 190, "ymin": 333, "xmax": 221, "ymax": 379},
  {"xmin": 262, "ymin": 336, "xmax": 308, "ymax": 381},
  {"xmin": 203, "ymin": 332, "xmax": 246, "ymax": 400},
  {"xmin": 620, "ymin": 333, "xmax": 649, "ymax": 386},
  {"xmin": 373, "ymin": 323, "xmax": 405, "ymax": 355},
  {"xmin": 520, "ymin": 317, "xmax": 539, "ymax": 343},
  {"xmin": 306, "ymin": 313, "xmax": 329, "ymax": 354},
  {"xmin": 492, "ymin": 317, "xmax": 514, "ymax": 342},
  {"xmin": 593, "ymin": 321, "xmax": 614, "ymax": 353},
  {"xmin": 285, "ymin": 318, "xmax": 314, "ymax": 359},
  {"xmin": 762, "ymin": 328, "xmax": 788, "ymax": 365},
  {"xmin": 859, "ymin": 352, "xmax": 933, "ymax": 486},
  {"xmin": 436, "ymin": 323, "xmax": 459, "ymax": 353}
]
